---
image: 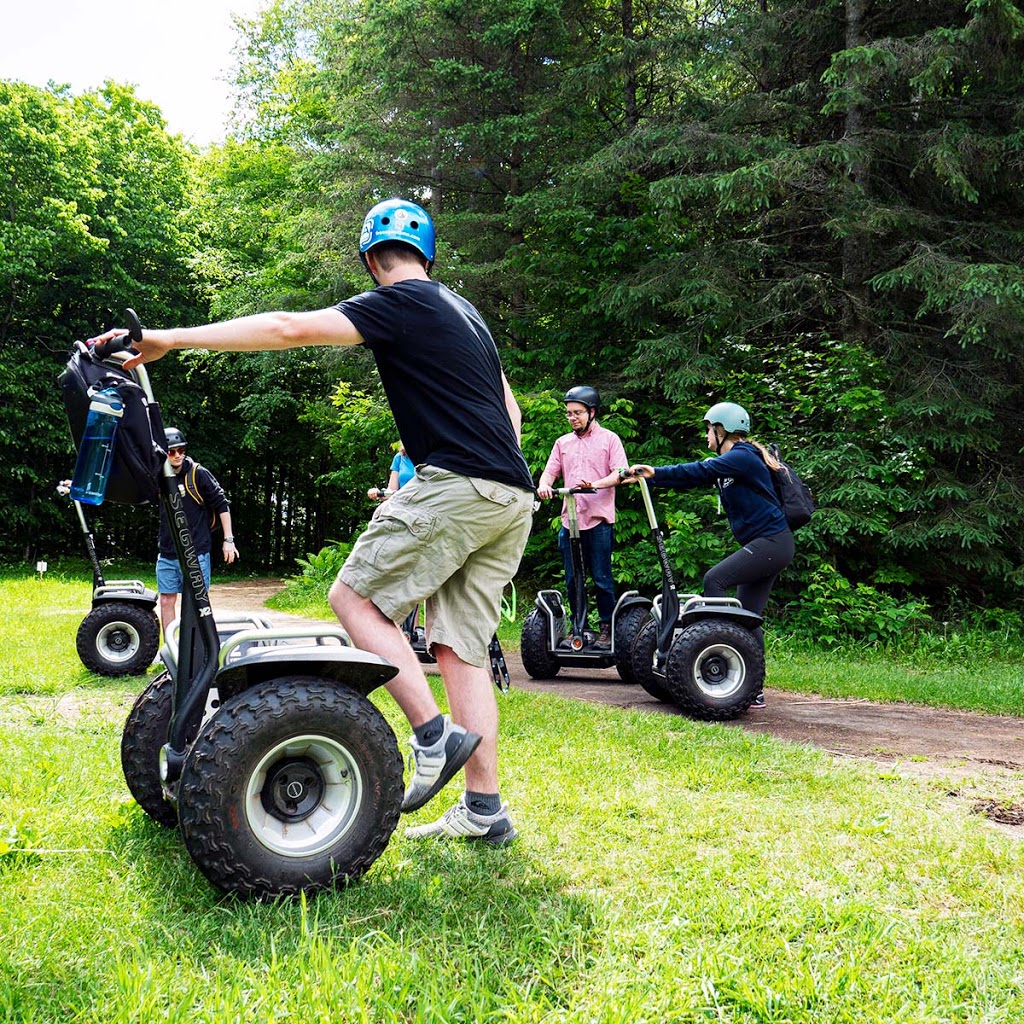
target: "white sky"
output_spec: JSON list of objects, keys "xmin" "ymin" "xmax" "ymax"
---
[{"xmin": 0, "ymin": 0, "xmax": 270, "ymax": 146}]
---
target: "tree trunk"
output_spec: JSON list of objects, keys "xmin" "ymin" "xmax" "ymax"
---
[{"xmin": 841, "ymin": 0, "xmax": 870, "ymax": 344}]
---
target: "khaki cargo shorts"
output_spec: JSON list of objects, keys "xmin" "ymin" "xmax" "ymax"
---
[{"xmin": 339, "ymin": 465, "xmax": 534, "ymax": 667}]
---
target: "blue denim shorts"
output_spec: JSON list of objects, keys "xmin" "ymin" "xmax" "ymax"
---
[{"xmin": 156, "ymin": 552, "xmax": 211, "ymax": 594}]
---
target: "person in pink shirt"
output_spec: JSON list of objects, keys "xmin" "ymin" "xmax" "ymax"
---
[{"xmin": 537, "ymin": 386, "xmax": 628, "ymax": 648}]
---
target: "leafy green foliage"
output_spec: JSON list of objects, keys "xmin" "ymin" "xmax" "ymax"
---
[
  {"xmin": 0, "ymin": 80, "xmax": 207, "ymax": 564},
  {"xmin": 781, "ymin": 563, "xmax": 933, "ymax": 648}
]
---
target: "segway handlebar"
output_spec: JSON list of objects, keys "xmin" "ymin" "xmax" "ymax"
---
[
  {"xmin": 92, "ymin": 307, "xmax": 144, "ymax": 361},
  {"xmin": 538, "ymin": 486, "xmax": 597, "ymax": 497}
]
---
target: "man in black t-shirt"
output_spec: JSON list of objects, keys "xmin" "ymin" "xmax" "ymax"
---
[{"xmin": 94, "ymin": 198, "xmax": 533, "ymax": 845}]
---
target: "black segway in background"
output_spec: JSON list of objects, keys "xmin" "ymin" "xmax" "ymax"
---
[
  {"xmin": 56, "ymin": 480, "xmax": 160, "ymax": 676},
  {"xmin": 520, "ymin": 486, "xmax": 650, "ymax": 681},
  {"xmin": 367, "ymin": 486, "xmax": 512, "ymax": 691},
  {"xmin": 628, "ymin": 474, "xmax": 764, "ymax": 719},
  {"xmin": 62, "ymin": 312, "xmax": 404, "ymax": 898}
]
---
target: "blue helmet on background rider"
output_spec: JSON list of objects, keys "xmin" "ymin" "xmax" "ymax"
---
[{"xmin": 359, "ymin": 198, "xmax": 436, "ymax": 281}]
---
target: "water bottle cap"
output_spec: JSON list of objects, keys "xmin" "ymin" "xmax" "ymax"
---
[{"xmin": 89, "ymin": 387, "xmax": 124, "ymax": 417}]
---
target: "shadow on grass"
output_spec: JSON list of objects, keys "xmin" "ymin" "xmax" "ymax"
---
[{"xmin": 106, "ymin": 803, "xmax": 602, "ymax": 1014}]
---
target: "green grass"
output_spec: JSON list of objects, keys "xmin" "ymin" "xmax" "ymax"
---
[
  {"xmin": 769, "ymin": 643, "xmax": 1024, "ymax": 717},
  {"xmin": 3, "ymin": 568, "xmax": 1024, "ymax": 1022}
]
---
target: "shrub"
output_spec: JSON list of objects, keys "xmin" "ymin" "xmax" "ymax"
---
[{"xmin": 780, "ymin": 564, "xmax": 932, "ymax": 648}]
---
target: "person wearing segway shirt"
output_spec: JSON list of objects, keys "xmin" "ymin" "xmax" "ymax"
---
[
  {"xmin": 90, "ymin": 198, "xmax": 534, "ymax": 846},
  {"xmin": 537, "ymin": 386, "xmax": 628, "ymax": 649},
  {"xmin": 587, "ymin": 402, "xmax": 794, "ymax": 708},
  {"xmin": 155, "ymin": 427, "xmax": 238, "ymax": 631}
]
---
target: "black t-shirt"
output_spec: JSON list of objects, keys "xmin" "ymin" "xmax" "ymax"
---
[{"xmin": 337, "ymin": 280, "xmax": 534, "ymax": 491}]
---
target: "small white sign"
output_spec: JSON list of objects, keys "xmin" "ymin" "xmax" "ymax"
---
[{"xmin": 36, "ymin": 561, "xmax": 48, "ymax": 574}]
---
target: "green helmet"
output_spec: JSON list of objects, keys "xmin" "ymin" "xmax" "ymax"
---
[{"xmin": 704, "ymin": 402, "xmax": 750, "ymax": 435}]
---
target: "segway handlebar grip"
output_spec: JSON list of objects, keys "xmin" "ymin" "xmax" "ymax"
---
[
  {"xmin": 545, "ymin": 486, "xmax": 598, "ymax": 497},
  {"xmin": 92, "ymin": 332, "xmax": 136, "ymax": 361},
  {"xmin": 92, "ymin": 307, "xmax": 144, "ymax": 360}
]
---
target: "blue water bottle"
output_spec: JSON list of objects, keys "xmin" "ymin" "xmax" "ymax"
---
[{"xmin": 70, "ymin": 387, "xmax": 124, "ymax": 505}]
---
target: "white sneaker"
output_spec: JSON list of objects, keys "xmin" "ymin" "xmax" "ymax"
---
[
  {"xmin": 404, "ymin": 794, "xmax": 518, "ymax": 845},
  {"xmin": 401, "ymin": 715, "xmax": 481, "ymax": 813}
]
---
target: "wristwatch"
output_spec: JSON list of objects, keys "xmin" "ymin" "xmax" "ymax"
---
[{"xmin": 223, "ymin": 537, "xmax": 234, "ymax": 543}]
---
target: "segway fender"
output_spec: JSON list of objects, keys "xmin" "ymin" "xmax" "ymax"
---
[
  {"xmin": 680, "ymin": 604, "xmax": 762, "ymax": 630},
  {"xmin": 215, "ymin": 646, "xmax": 398, "ymax": 701},
  {"xmin": 613, "ymin": 594, "xmax": 652, "ymax": 618}
]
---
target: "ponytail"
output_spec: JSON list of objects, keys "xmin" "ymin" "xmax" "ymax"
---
[
  {"xmin": 721, "ymin": 432, "xmax": 781, "ymax": 471},
  {"xmin": 745, "ymin": 438, "xmax": 781, "ymax": 471}
]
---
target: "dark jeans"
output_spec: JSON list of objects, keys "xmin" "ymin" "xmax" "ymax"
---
[
  {"xmin": 703, "ymin": 530, "xmax": 795, "ymax": 616},
  {"xmin": 559, "ymin": 521, "xmax": 615, "ymax": 624}
]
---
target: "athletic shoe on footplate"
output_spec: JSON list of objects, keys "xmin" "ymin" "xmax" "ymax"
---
[
  {"xmin": 750, "ymin": 692, "xmax": 766, "ymax": 709},
  {"xmin": 404, "ymin": 794, "xmax": 518, "ymax": 845},
  {"xmin": 401, "ymin": 715, "xmax": 482, "ymax": 813}
]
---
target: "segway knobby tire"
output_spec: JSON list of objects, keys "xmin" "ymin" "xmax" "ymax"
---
[
  {"xmin": 121, "ymin": 670, "xmax": 178, "ymax": 827},
  {"xmin": 664, "ymin": 620, "xmax": 764, "ymax": 720},
  {"xmin": 77, "ymin": 601, "xmax": 160, "ymax": 677},
  {"xmin": 630, "ymin": 617, "xmax": 674, "ymax": 702},
  {"xmin": 520, "ymin": 608, "xmax": 561, "ymax": 679},
  {"xmin": 177, "ymin": 678, "xmax": 403, "ymax": 898},
  {"xmin": 612, "ymin": 605, "xmax": 650, "ymax": 684}
]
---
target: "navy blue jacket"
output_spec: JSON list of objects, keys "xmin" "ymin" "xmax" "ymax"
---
[{"xmin": 651, "ymin": 442, "xmax": 788, "ymax": 545}]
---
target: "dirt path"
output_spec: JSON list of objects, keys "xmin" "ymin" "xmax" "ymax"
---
[{"xmin": 210, "ymin": 579, "xmax": 1024, "ymax": 797}]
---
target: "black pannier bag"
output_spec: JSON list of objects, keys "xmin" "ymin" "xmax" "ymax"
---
[{"xmin": 60, "ymin": 341, "xmax": 166, "ymax": 505}]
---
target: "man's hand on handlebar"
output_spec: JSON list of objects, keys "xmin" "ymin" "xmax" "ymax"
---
[{"xmin": 85, "ymin": 327, "xmax": 171, "ymax": 370}]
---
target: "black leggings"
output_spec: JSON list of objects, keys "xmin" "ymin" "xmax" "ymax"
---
[{"xmin": 703, "ymin": 530, "xmax": 795, "ymax": 616}]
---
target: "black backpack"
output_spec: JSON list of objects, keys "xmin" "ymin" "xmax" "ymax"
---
[
  {"xmin": 765, "ymin": 443, "xmax": 814, "ymax": 530},
  {"xmin": 59, "ymin": 341, "xmax": 166, "ymax": 505}
]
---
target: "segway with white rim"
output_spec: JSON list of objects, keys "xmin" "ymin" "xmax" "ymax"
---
[
  {"xmin": 521, "ymin": 487, "xmax": 650, "ymax": 681},
  {"xmin": 630, "ymin": 475, "xmax": 764, "ymax": 719},
  {"xmin": 65, "ymin": 312, "xmax": 404, "ymax": 897},
  {"xmin": 57, "ymin": 481, "xmax": 160, "ymax": 676}
]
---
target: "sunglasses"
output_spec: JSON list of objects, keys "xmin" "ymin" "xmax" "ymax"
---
[{"xmin": 168, "ymin": 447, "xmax": 187, "ymax": 456}]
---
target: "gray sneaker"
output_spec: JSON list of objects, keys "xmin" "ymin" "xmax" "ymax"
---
[
  {"xmin": 401, "ymin": 715, "xmax": 482, "ymax": 813},
  {"xmin": 404, "ymin": 794, "xmax": 518, "ymax": 845}
]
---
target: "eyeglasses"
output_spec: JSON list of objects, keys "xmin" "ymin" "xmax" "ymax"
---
[
  {"xmin": 168, "ymin": 447, "xmax": 187, "ymax": 456},
  {"xmin": 565, "ymin": 411, "xmax": 587, "ymax": 419}
]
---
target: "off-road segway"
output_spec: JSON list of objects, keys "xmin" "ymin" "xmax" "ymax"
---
[
  {"xmin": 520, "ymin": 487, "xmax": 651, "ymax": 681},
  {"xmin": 628, "ymin": 475, "xmax": 764, "ymax": 719},
  {"xmin": 56, "ymin": 480, "xmax": 161, "ymax": 676},
  {"xmin": 61, "ymin": 311, "xmax": 404, "ymax": 898}
]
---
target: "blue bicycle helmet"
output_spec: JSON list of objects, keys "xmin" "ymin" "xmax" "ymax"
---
[{"xmin": 359, "ymin": 198, "xmax": 436, "ymax": 274}]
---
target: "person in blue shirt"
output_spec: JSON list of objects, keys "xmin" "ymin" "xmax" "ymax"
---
[
  {"xmin": 367, "ymin": 441, "xmax": 421, "ymax": 634},
  {"xmin": 593, "ymin": 402, "xmax": 794, "ymax": 708},
  {"xmin": 390, "ymin": 441, "xmax": 415, "ymax": 490},
  {"xmin": 367, "ymin": 441, "xmax": 415, "ymax": 500}
]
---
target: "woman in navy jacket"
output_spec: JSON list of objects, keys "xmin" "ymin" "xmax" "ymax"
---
[{"xmin": 589, "ymin": 402, "xmax": 794, "ymax": 707}]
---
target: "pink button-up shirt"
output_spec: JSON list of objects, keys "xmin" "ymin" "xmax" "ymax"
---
[{"xmin": 542, "ymin": 421, "xmax": 628, "ymax": 530}]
